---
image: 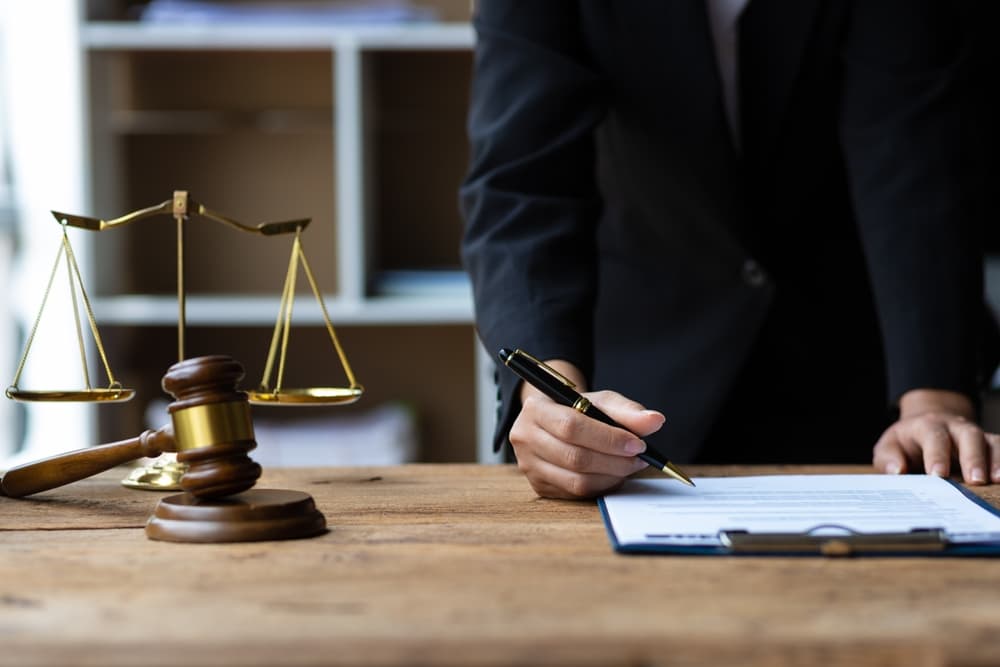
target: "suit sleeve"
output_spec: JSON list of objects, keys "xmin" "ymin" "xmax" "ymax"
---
[
  {"xmin": 459, "ymin": 1, "xmax": 607, "ymax": 452},
  {"xmin": 838, "ymin": 0, "xmax": 997, "ymax": 405}
]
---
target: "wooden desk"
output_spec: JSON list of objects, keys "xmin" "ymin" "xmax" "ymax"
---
[{"xmin": 4, "ymin": 464, "xmax": 1000, "ymax": 667}]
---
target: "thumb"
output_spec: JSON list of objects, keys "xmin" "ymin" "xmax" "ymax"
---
[{"xmin": 586, "ymin": 390, "xmax": 666, "ymax": 438}]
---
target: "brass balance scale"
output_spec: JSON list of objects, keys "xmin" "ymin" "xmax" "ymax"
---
[{"xmin": 3, "ymin": 191, "xmax": 363, "ymax": 540}]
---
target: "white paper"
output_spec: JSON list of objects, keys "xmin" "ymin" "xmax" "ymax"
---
[{"xmin": 601, "ymin": 475, "xmax": 1000, "ymax": 548}]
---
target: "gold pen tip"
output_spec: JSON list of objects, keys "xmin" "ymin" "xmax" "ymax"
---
[{"xmin": 662, "ymin": 461, "xmax": 695, "ymax": 487}]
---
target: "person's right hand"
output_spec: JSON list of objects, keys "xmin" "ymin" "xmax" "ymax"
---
[{"xmin": 508, "ymin": 359, "xmax": 666, "ymax": 499}]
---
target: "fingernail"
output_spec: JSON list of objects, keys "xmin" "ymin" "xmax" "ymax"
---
[
  {"xmin": 993, "ymin": 467, "xmax": 1000, "ymax": 483},
  {"xmin": 930, "ymin": 464, "xmax": 947, "ymax": 477},
  {"xmin": 886, "ymin": 462, "xmax": 902, "ymax": 475},
  {"xmin": 623, "ymin": 439, "xmax": 645, "ymax": 455},
  {"xmin": 971, "ymin": 467, "xmax": 987, "ymax": 484}
]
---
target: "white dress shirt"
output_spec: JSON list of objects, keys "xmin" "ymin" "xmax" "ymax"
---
[{"xmin": 706, "ymin": 0, "xmax": 750, "ymax": 149}]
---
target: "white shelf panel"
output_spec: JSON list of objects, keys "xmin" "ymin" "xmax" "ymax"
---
[
  {"xmin": 987, "ymin": 254, "xmax": 1000, "ymax": 317},
  {"xmin": 92, "ymin": 294, "xmax": 474, "ymax": 326},
  {"xmin": 82, "ymin": 22, "xmax": 474, "ymax": 50},
  {"xmin": 108, "ymin": 108, "xmax": 334, "ymax": 134}
]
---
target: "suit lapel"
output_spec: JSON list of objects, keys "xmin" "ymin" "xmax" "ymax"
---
[
  {"xmin": 738, "ymin": 0, "xmax": 823, "ymax": 163},
  {"xmin": 634, "ymin": 0, "xmax": 745, "ymax": 223},
  {"xmin": 666, "ymin": 0, "xmax": 742, "ymax": 167},
  {"xmin": 612, "ymin": 1, "xmax": 738, "ymax": 163}
]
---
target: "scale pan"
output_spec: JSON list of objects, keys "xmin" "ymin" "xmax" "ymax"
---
[
  {"xmin": 247, "ymin": 386, "xmax": 363, "ymax": 406},
  {"xmin": 5, "ymin": 387, "xmax": 136, "ymax": 403}
]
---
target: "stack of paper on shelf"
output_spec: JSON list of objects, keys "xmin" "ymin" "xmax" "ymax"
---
[
  {"xmin": 139, "ymin": 0, "xmax": 438, "ymax": 25},
  {"xmin": 252, "ymin": 402, "xmax": 417, "ymax": 466},
  {"xmin": 146, "ymin": 399, "xmax": 417, "ymax": 466}
]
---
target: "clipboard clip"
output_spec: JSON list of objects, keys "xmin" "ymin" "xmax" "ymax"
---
[{"xmin": 718, "ymin": 525, "xmax": 948, "ymax": 557}]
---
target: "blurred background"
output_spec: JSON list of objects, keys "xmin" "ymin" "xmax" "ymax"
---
[
  {"xmin": 0, "ymin": 0, "xmax": 500, "ymax": 469},
  {"xmin": 0, "ymin": 1, "xmax": 996, "ymax": 470}
]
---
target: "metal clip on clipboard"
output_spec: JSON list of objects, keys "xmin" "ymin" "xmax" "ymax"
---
[{"xmin": 718, "ymin": 525, "xmax": 948, "ymax": 557}]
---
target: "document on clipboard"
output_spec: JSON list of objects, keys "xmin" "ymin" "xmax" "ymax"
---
[{"xmin": 598, "ymin": 475, "xmax": 1000, "ymax": 556}]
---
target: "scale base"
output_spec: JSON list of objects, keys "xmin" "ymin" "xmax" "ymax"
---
[
  {"xmin": 146, "ymin": 488, "xmax": 327, "ymax": 543},
  {"xmin": 122, "ymin": 457, "xmax": 186, "ymax": 491}
]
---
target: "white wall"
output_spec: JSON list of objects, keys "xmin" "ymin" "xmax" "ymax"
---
[
  {"xmin": 0, "ymin": 0, "xmax": 93, "ymax": 465},
  {"xmin": 0, "ymin": 20, "xmax": 15, "ymax": 462}
]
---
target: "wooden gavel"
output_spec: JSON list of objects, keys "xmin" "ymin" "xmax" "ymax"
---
[{"xmin": 1, "ymin": 355, "xmax": 262, "ymax": 499}]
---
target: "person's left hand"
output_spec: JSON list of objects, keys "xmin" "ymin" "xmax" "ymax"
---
[{"xmin": 872, "ymin": 388, "xmax": 1000, "ymax": 484}]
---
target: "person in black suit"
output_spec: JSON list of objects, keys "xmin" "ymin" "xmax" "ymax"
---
[{"xmin": 460, "ymin": 0, "xmax": 1000, "ymax": 499}]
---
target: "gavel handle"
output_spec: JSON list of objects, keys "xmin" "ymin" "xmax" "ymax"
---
[{"xmin": 1, "ymin": 427, "xmax": 174, "ymax": 498}]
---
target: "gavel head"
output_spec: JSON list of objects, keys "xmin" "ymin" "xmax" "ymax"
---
[{"xmin": 161, "ymin": 355, "xmax": 262, "ymax": 499}]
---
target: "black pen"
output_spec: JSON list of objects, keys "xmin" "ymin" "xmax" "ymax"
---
[{"xmin": 498, "ymin": 348, "xmax": 695, "ymax": 486}]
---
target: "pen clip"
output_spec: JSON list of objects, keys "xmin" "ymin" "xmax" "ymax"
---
[{"xmin": 514, "ymin": 349, "xmax": 577, "ymax": 388}]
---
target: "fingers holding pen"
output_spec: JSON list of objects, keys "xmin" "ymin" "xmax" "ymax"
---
[
  {"xmin": 522, "ymin": 456, "xmax": 635, "ymax": 500},
  {"xmin": 586, "ymin": 389, "xmax": 666, "ymax": 438},
  {"xmin": 505, "ymin": 353, "xmax": 669, "ymax": 499},
  {"xmin": 519, "ymin": 394, "xmax": 650, "ymax": 470},
  {"xmin": 510, "ymin": 393, "xmax": 651, "ymax": 499}
]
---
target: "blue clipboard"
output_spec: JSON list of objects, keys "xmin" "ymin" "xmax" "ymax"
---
[{"xmin": 598, "ymin": 479, "xmax": 1000, "ymax": 557}]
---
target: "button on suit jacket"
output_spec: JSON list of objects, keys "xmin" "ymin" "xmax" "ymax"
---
[{"xmin": 460, "ymin": 0, "xmax": 999, "ymax": 463}]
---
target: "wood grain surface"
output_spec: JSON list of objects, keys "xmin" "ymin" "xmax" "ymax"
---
[{"xmin": 3, "ymin": 464, "xmax": 1000, "ymax": 667}]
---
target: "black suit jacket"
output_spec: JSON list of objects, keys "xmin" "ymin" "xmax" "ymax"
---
[{"xmin": 460, "ymin": 0, "xmax": 999, "ymax": 463}]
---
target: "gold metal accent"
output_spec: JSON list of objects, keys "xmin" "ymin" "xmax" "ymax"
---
[
  {"xmin": 121, "ymin": 456, "xmax": 187, "ymax": 491},
  {"xmin": 513, "ymin": 349, "xmax": 576, "ymax": 388},
  {"xmin": 15, "ymin": 192, "xmax": 363, "ymax": 492},
  {"xmin": 171, "ymin": 401, "xmax": 255, "ymax": 451},
  {"xmin": 175, "ymin": 191, "xmax": 186, "ymax": 361},
  {"xmin": 172, "ymin": 191, "xmax": 188, "ymax": 216},
  {"xmin": 30, "ymin": 193, "xmax": 356, "ymax": 408},
  {"xmin": 248, "ymin": 226, "xmax": 363, "ymax": 406},
  {"xmin": 661, "ymin": 460, "xmax": 696, "ymax": 487},
  {"xmin": 5, "ymin": 387, "xmax": 135, "ymax": 402},
  {"xmin": 572, "ymin": 396, "xmax": 591, "ymax": 413},
  {"xmin": 719, "ymin": 528, "xmax": 947, "ymax": 556},
  {"xmin": 49, "ymin": 191, "xmax": 312, "ymax": 365},
  {"xmin": 6, "ymin": 226, "xmax": 133, "ymax": 403},
  {"xmin": 249, "ymin": 387, "xmax": 363, "ymax": 405},
  {"xmin": 51, "ymin": 196, "xmax": 310, "ymax": 235}
]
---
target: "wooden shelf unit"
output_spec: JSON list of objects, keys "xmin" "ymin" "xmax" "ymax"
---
[{"xmin": 7, "ymin": 1, "xmax": 497, "ymax": 464}]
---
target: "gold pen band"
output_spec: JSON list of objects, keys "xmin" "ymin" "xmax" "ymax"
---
[{"xmin": 572, "ymin": 396, "xmax": 591, "ymax": 413}]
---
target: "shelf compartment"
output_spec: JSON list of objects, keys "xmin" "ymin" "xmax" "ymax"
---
[
  {"xmin": 363, "ymin": 49, "xmax": 472, "ymax": 293},
  {"xmin": 108, "ymin": 108, "xmax": 334, "ymax": 134},
  {"xmin": 87, "ymin": 49, "xmax": 337, "ymax": 297}
]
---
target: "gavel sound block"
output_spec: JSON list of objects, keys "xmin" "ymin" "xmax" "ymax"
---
[{"xmin": 1, "ymin": 355, "xmax": 326, "ymax": 543}]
